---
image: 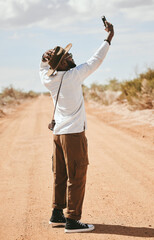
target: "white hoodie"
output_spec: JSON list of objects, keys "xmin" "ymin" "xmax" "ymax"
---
[{"xmin": 39, "ymin": 41, "xmax": 110, "ymax": 135}]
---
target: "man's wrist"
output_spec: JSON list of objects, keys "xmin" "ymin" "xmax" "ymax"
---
[
  {"xmin": 105, "ymin": 30, "xmax": 114, "ymax": 45},
  {"xmin": 104, "ymin": 39, "xmax": 111, "ymax": 45}
]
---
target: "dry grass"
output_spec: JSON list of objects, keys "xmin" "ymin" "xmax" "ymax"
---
[
  {"xmin": 120, "ymin": 68, "xmax": 154, "ymax": 109},
  {"xmin": 83, "ymin": 68, "xmax": 154, "ymax": 110},
  {"xmin": 0, "ymin": 85, "xmax": 40, "ymax": 117},
  {"xmin": 43, "ymin": 92, "xmax": 51, "ymax": 96}
]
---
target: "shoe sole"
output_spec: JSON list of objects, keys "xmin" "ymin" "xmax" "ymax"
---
[
  {"xmin": 65, "ymin": 225, "xmax": 95, "ymax": 233},
  {"xmin": 49, "ymin": 221, "xmax": 66, "ymax": 226}
]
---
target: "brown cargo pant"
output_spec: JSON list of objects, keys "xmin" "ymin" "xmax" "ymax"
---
[{"xmin": 52, "ymin": 131, "xmax": 89, "ymax": 220}]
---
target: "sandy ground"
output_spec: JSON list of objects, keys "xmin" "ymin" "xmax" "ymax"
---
[
  {"xmin": 85, "ymin": 100, "xmax": 154, "ymax": 144},
  {"xmin": 0, "ymin": 95, "xmax": 154, "ymax": 240}
]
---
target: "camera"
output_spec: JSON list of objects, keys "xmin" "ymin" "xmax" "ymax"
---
[
  {"xmin": 101, "ymin": 16, "xmax": 107, "ymax": 27},
  {"xmin": 48, "ymin": 119, "xmax": 56, "ymax": 131}
]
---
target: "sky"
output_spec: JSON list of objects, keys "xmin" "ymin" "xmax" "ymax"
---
[{"xmin": 0, "ymin": 0, "xmax": 154, "ymax": 92}]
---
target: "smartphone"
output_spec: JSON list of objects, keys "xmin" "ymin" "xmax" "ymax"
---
[{"xmin": 101, "ymin": 16, "xmax": 107, "ymax": 27}]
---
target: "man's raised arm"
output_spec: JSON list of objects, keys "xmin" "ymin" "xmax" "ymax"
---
[{"xmin": 75, "ymin": 21, "xmax": 114, "ymax": 82}]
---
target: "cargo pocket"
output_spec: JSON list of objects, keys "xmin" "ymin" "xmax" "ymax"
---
[
  {"xmin": 74, "ymin": 134, "xmax": 88, "ymax": 180},
  {"xmin": 80, "ymin": 134, "xmax": 89, "ymax": 166}
]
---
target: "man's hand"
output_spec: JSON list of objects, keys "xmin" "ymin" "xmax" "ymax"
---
[
  {"xmin": 104, "ymin": 21, "xmax": 114, "ymax": 45},
  {"xmin": 42, "ymin": 49, "xmax": 54, "ymax": 62},
  {"xmin": 105, "ymin": 21, "xmax": 114, "ymax": 33}
]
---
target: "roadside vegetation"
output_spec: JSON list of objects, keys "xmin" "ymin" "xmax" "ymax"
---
[
  {"xmin": 0, "ymin": 68, "xmax": 153, "ymax": 118},
  {"xmin": 43, "ymin": 92, "xmax": 51, "ymax": 96},
  {"xmin": 83, "ymin": 68, "xmax": 154, "ymax": 110},
  {"xmin": 0, "ymin": 85, "xmax": 39, "ymax": 117}
]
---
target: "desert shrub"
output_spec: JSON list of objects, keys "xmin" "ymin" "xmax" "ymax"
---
[
  {"xmin": 43, "ymin": 92, "xmax": 51, "ymax": 96},
  {"xmin": 89, "ymin": 84, "xmax": 103, "ymax": 102},
  {"xmin": 121, "ymin": 78, "xmax": 142, "ymax": 99},
  {"xmin": 99, "ymin": 90, "xmax": 122, "ymax": 105},
  {"xmin": 106, "ymin": 78, "xmax": 121, "ymax": 91},
  {"xmin": 1, "ymin": 96, "xmax": 16, "ymax": 105},
  {"xmin": 139, "ymin": 68, "xmax": 154, "ymax": 80},
  {"xmin": 88, "ymin": 82, "xmax": 121, "ymax": 105},
  {"xmin": 90, "ymin": 83, "xmax": 107, "ymax": 92},
  {"xmin": 1, "ymin": 85, "xmax": 25, "ymax": 99},
  {"xmin": 25, "ymin": 90, "xmax": 40, "ymax": 98},
  {"xmin": 0, "ymin": 85, "xmax": 39, "ymax": 107},
  {"xmin": 89, "ymin": 90, "xmax": 102, "ymax": 102},
  {"xmin": 83, "ymin": 68, "xmax": 154, "ymax": 109},
  {"xmin": 120, "ymin": 68, "xmax": 154, "ymax": 109}
]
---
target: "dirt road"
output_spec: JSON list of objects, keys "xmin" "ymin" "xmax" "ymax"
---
[{"xmin": 0, "ymin": 95, "xmax": 154, "ymax": 240}]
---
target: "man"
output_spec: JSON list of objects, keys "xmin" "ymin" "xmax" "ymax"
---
[{"xmin": 40, "ymin": 20, "xmax": 114, "ymax": 233}]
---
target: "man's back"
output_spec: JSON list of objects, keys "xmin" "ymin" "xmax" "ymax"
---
[
  {"xmin": 40, "ymin": 41, "xmax": 110, "ymax": 134},
  {"xmin": 47, "ymin": 69, "xmax": 86, "ymax": 134}
]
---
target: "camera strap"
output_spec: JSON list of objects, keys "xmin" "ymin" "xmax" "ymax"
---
[{"xmin": 51, "ymin": 72, "xmax": 66, "ymax": 122}]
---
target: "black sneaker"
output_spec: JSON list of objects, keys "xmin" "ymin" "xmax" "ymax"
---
[
  {"xmin": 65, "ymin": 218, "xmax": 94, "ymax": 233},
  {"xmin": 49, "ymin": 208, "xmax": 66, "ymax": 226}
]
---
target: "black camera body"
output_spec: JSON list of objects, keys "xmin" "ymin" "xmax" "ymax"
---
[
  {"xmin": 48, "ymin": 119, "xmax": 56, "ymax": 131},
  {"xmin": 101, "ymin": 16, "xmax": 107, "ymax": 27}
]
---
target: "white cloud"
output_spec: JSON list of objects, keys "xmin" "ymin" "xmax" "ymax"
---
[
  {"xmin": 0, "ymin": 0, "xmax": 154, "ymax": 93},
  {"xmin": 0, "ymin": 0, "xmax": 154, "ymax": 30},
  {"xmin": 114, "ymin": 0, "xmax": 153, "ymax": 8},
  {"xmin": 120, "ymin": 5, "xmax": 154, "ymax": 21}
]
